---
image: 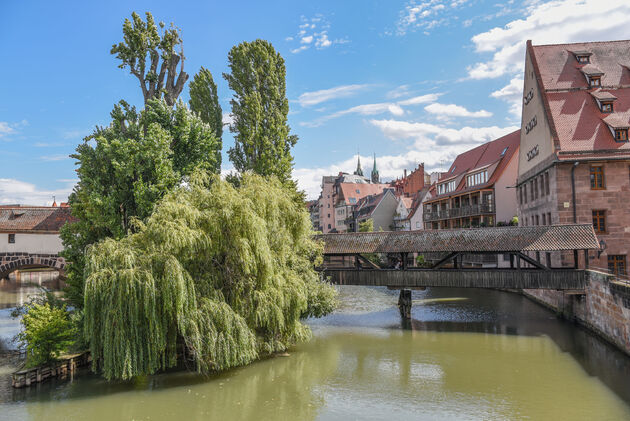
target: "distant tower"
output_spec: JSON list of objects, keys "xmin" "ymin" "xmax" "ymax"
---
[
  {"xmin": 371, "ymin": 153, "xmax": 380, "ymax": 184},
  {"xmin": 354, "ymin": 150, "xmax": 363, "ymax": 176}
]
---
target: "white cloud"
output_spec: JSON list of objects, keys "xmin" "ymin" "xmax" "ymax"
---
[
  {"xmin": 301, "ymin": 93, "xmax": 441, "ymax": 127},
  {"xmin": 386, "ymin": 85, "xmax": 412, "ymax": 99},
  {"xmin": 301, "ymin": 102, "xmax": 406, "ymax": 128},
  {"xmin": 490, "ymin": 76, "xmax": 524, "ymax": 119},
  {"xmin": 395, "ymin": 0, "xmax": 471, "ymax": 35},
  {"xmin": 468, "ymin": 0, "xmax": 630, "ymax": 79},
  {"xmin": 297, "ymin": 84, "xmax": 370, "ymax": 107},
  {"xmin": 0, "ymin": 178, "xmax": 75, "ymax": 206},
  {"xmin": 222, "ymin": 112, "xmax": 234, "ymax": 126},
  {"xmin": 369, "ymin": 118, "xmax": 517, "ymax": 149},
  {"xmin": 397, "ymin": 93, "xmax": 441, "ymax": 106},
  {"xmin": 295, "ymin": 119, "xmax": 518, "ymax": 199},
  {"xmin": 0, "ymin": 122, "xmax": 15, "ymax": 138},
  {"xmin": 424, "ymin": 103, "xmax": 492, "ymax": 118},
  {"xmin": 288, "ymin": 15, "xmax": 349, "ymax": 53},
  {"xmin": 40, "ymin": 154, "xmax": 70, "ymax": 162}
]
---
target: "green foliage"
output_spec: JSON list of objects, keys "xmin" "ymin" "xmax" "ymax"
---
[
  {"xmin": 510, "ymin": 216, "xmax": 519, "ymax": 226},
  {"xmin": 359, "ymin": 219, "xmax": 374, "ymax": 233},
  {"xmin": 17, "ymin": 303, "xmax": 76, "ymax": 368},
  {"xmin": 189, "ymin": 67, "xmax": 223, "ymax": 141},
  {"xmin": 111, "ymin": 12, "xmax": 188, "ymax": 106},
  {"xmin": 224, "ymin": 40, "xmax": 298, "ymax": 184},
  {"xmin": 84, "ymin": 172, "xmax": 337, "ymax": 380},
  {"xmin": 61, "ymin": 98, "xmax": 221, "ymax": 308}
]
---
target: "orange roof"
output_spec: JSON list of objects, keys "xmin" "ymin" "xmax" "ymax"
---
[
  {"xmin": 429, "ymin": 130, "xmax": 520, "ymax": 200},
  {"xmin": 337, "ymin": 183, "xmax": 389, "ymax": 205},
  {"xmin": 530, "ymin": 40, "xmax": 630, "ymax": 157},
  {"xmin": 0, "ymin": 207, "xmax": 76, "ymax": 233}
]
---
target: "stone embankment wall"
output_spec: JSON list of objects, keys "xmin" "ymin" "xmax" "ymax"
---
[{"xmin": 523, "ymin": 270, "xmax": 630, "ymax": 356}]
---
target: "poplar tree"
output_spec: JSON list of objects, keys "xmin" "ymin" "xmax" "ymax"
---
[
  {"xmin": 189, "ymin": 67, "xmax": 223, "ymax": 141},
  {"xmin": 224, "ymin": 40, "xmax": 298, "ymax": 184}
]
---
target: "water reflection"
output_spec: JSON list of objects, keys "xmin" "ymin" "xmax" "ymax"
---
[{"xmin": 0, "ymin": 285, "xmax": 629, "ymax": 421}]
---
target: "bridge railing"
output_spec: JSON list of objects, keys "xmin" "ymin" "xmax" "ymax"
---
[{"xmin": 423, "ymin": 202, "xmax": 495, "ymax": 222}]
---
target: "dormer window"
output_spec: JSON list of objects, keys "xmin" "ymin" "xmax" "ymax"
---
[
  {"xmin": 500, "ymin": 146, "xmax": 508, "ymax": 156},
  {"xmin": 615, "ymin": 129, "xmax": 628, "ymax": 142},
  {"xmin": 589, "ymin": 76, "xmax": 601, "ymax": 88},
  {"xmin": 572, "ymin": 50, "xmax": 592, "ymax": 64},
  {"xmin": 601, "ymin": 102, "xmax": 613, "ymax": 113}
]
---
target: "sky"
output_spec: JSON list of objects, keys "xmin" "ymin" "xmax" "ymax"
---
[{"xmin": 2, "ymin": 0, "xmax": 630, "ymax": 204}]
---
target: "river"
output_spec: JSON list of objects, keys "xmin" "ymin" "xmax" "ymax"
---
[{"xmin": 1, "ymin": 283, "xmax": 630, "ymax": 420}]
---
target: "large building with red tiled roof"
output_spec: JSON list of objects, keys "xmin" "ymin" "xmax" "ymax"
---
[
  {"xmin": 518, "ymin": 40, "xmax": 630, "ymax": 276},
  {"xmin": 422, "ymin": 130, "xmax": 520, "ymax": 230}
]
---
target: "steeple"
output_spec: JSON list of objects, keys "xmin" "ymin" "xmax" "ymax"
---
[
  {"xmin": 371, "ymin": 153, "xmax": 380, "ymax": 183},
  {"xmin": 354, "ymin": 150, "xmax": 363, "ymax": 176}
]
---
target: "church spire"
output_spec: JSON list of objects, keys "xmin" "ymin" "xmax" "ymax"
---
[
  {"xmin": 354, "ymin": 150, "xmax": 363, "ymax": 176},
  {"xmin": 371, "ymin": 153, "xmax": 380, "ymax": 183}
]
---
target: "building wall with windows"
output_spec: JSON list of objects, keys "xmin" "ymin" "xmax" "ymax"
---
[{"xmin": 517, "ymin": 40, "xmax": 630, "ymax": 276}]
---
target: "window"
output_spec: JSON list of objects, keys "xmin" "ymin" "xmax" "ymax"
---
[
  {"xmin": 416, "ymin": 221, "xmax": 421, "ymax": 228},
  {"xmin": 539, "ymin": 176, "xmax": 545, "ymax": 198},
  {"xmin": 601, "ymin": 102, "xmax": 613, "ymax": 113},
  {"xmin": 8, "ymin": 233, "xmax": 15, "ymax": 244},
  {"xmin": 327, "ymin": 204, "xmax": 330, "ymax": 208},
  {"xmin": 608, "ymin": 255, "xmax": 627, "ymax": 277},
  {"xmin": 530, "ymin": 180, "xmax": 535, "ymax": 201},
  {"xmin": 589, "ymin": 76, "xmax": 601, "ymax": 88},
  {"xmin": 437, "ymin": 180, "xmax": 456, "ymax": 195},
  {"xmin": 542, "ymin": 213, "xmax": 546, "ymax": 225},
  {"xmin": 327, "ymin": 213, "xmax": 330, "ymax": 218},
  {"xmin": 544, "ymin": 172, "xmax": 550, "ymax": 196},
  {"xmin": 501, "ymin": 147, "xmax": 508, "ymax": 156},
  {"xmin": 349, "ymin": 197, "xmax": 357, "ymax": 204},
  {"xmin": 547, "ymin": 212, "xmax": 551, "ymax": 225},
  {"xmin": 535, "ymin": 215, "xmax": 540, "ymax": 226},
  {"xmin": 466, "ymin": 171, "xmax": 487, "ymax": 187},
  {"xmin": 577, "ymin": 55, "xmax": 590, "ymax": 64},
  {"xmin": 534, "ymin": 177, "xmax": 539, "ymax": 199},
  {"xmin": 518, "ymin": 186, "xmax": 522, "ymax": 204},
  {"xmin": 523, "ymin": 184, "xmax": 528, "ymax": 203},
  {"xmin": 355, "ymin": 189, "xmax": 360, "ymax": 194},
  {"xmin": 592, "ymin": 210, "xmax": 606, "ymax": 233},
  {"xmin": 327, "ymin": 224, "xmax": 331, "ymax": 229},
  {"xmin": 590, "ymin": 165, "xmax": 605, "ymax": 189},
  {"xmin": 615, "ymin": 129, "xmax": 628, "ymax": 142}
]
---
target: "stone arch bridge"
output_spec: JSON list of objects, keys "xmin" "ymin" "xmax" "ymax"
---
[{"xmin": 0, "ymin": 253, "xmax": 67, "ymax": 280}]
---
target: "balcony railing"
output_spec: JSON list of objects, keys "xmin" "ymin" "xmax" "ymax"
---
[{"xmin": 423, "ymin": 202, "xmax": 495, "ymax": 222}]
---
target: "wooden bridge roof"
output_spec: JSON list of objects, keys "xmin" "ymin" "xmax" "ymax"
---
[{"xmin": 316, "ymin": 224, "xmax": 599, "ymax": 254}]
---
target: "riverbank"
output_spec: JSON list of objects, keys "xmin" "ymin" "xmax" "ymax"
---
[{"xmin": 522, "ymin": 270, "xmax": 630, "ymax": 357}]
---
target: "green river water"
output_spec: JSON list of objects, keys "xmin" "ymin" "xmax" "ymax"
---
[{"xmin": 1, "ymin": 282, "xmax": 630, "ymax": 420}]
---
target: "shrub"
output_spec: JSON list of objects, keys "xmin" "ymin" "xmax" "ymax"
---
[{"xmin": 17, "ymin": 303, "xmax": 76, "ymax": 367}]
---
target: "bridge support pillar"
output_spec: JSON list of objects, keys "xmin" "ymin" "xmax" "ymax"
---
[{"xmin": 398, "ymin": 289, "xmax": 412, "ymax": 319}]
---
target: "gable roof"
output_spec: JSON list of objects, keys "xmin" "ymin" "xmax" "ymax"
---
[
  {"xmin": 337, "ymin": 182, "xmax": 389, "ymax": 205},
  {"xmin": 429, "ymin": 130, "xmax": 520, "ymax": 200},
  {"xmin": 530, "ymin": 39, "xmax": 630, "ymax": 159},
  {"xmin": 0, "ymin": 207, "xmax": 75, "ymax": 233},
  {"xmin": 316, "ymin": 224, "xmax": 599, "ymax": 253}
]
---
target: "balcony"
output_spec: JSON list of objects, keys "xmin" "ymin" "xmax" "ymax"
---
[{"xmin": 423, "ymin": 202, "xmax": 495, "ymax": 222}]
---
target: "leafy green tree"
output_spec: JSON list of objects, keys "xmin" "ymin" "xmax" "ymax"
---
[
  {"xmin": 189, "ymin": 67, "xmax": 223, "ymax": 141},
  {"xmin": 17, "ymin": 303, "xmax": 76, "ymax": 367},
  {"xmin": 224, "ymin": 40, "xmax": 298, "ymax": 184},
  {"xmin": 84, "ymin": 172, "xmax": 337, "ymax": 380},
  {"xmin": 359, "ymin": 219, "xmax": 374, "ymax": 232},
  {"xmin": 111, "ymin": 12, "xmax": 188, "ymax": 106},
  {"xmin": 61, "ymin": 99, "xmax": 221, "ymax": 307}
]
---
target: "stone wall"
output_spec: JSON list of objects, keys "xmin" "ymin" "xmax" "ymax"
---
[{"xmin": 523, "ymin": 270, "xmax": 630, "ymax": 356}]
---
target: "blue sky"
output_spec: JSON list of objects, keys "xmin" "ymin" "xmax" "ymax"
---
[{"xmin": 1, "ymin": 0, "xmax": 630, "ymax": 203}]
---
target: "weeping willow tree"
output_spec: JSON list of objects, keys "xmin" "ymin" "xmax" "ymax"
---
[{"xmin": 84, "ymin": 172, "xmax": 337, "ymax": 380}]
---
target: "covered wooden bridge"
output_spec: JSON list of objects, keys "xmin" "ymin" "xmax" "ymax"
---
[{"xmin": 315, "ymin": 224, "xmax": 600, "ymax": 292}]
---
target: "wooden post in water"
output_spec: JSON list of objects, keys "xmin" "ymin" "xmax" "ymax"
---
[{"xmin": 398, "ymin": 289, "xmax": 412, "ymax": 319}]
